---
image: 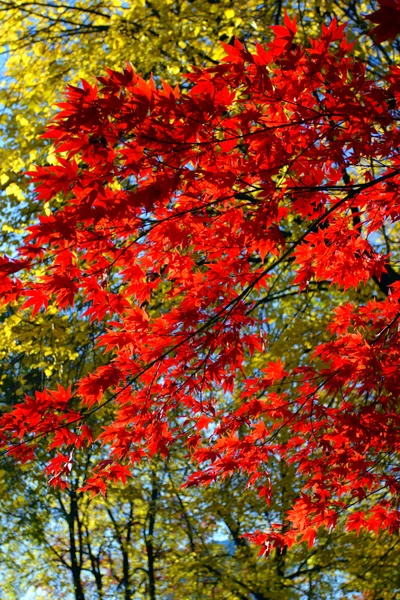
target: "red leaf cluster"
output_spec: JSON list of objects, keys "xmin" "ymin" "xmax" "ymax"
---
[{"xmin": 1, "ymin": 18, "xmax": 400, "ymax": 554}]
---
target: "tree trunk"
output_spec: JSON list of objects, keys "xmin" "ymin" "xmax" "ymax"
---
[
  {"xmin": 145, "ymin": 469, "xmax": 158, "ymax": 600},
  {"xmin": 68, "ymin": 490, "xmax": 86, "ymax": 600}
]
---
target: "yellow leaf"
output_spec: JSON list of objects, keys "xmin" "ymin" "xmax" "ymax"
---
[{"xmin": 5, "ymin": 182, "xmax": 25, "ymax": 201}]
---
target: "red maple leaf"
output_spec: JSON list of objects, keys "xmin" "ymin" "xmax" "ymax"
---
[{"xmin": 365, "ymin": 0, "xmax": 400, "ymax": 43}]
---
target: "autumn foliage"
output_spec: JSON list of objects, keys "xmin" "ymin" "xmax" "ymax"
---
[{"xmin": 1, "ymin": 15, "xmax": 400, "ymax": 555}]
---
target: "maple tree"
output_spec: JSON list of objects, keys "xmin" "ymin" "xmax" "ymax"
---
[
  {"xmin": 3, "ymin": 0, "xmax": 386, "ymax": 453},
  {"xmin": 1, "ymin": 3, "xmax": 398, "ymax": 597},
  {"xmin": 1, "ymin": 13, "xmax": 400, "ymax": 563},
  {"xmin": 0, "ymin": 3, "xmax": 399, "ymax": 599}
]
